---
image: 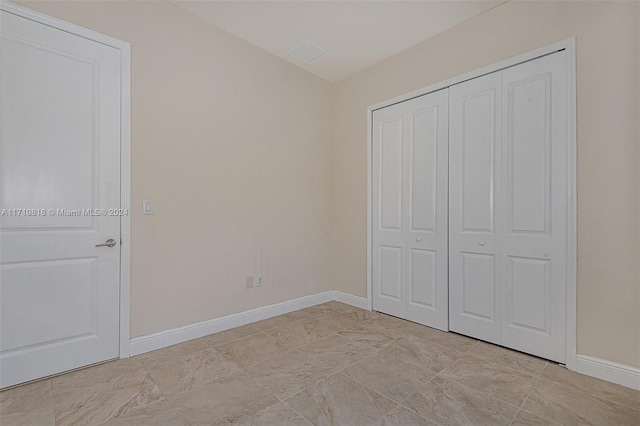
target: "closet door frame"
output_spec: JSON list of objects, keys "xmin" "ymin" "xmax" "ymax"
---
[{"xmin": 366, "ymin": 37, "xmax": 576, "ymax": 370}]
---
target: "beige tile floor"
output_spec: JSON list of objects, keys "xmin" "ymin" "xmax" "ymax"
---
[{"xmin": 1, "ymin": 301, "xmax": 639, "ymax": 426}]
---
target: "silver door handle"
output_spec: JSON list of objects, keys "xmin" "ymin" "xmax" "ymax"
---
[
  {"xmin": 96, "ymin": 239, "xmax": 117, "ymax": 248},
  {"xmin": 478, "ymin": 241, "xmax": 486, "ymax": 246}
]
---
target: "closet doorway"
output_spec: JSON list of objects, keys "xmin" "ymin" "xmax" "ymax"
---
[{"xmin": 369, "ymin": 40, "xmax": 576, "ymax": 365}]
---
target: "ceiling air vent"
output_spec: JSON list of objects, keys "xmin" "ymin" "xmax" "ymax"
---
[{"xmin": 288, "ymin": 40, "xmax": 327, "ymax": 64}]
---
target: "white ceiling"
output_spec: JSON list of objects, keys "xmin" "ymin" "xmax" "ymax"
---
[{"xmin": 168, "ymin": 1, "xmax": 508, "ymax": 82}]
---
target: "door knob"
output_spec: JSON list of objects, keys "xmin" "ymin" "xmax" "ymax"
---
[
  {"xmin": 95, "ymin": 239, "xmax": 117, "ymax": 248},
  {"xmin": 478, "ymin": 241, "xmax": 486, "ymax": 246},
  {"xmin": 416, "ymin": 237, "xmax": 422, "ymax": 242}
]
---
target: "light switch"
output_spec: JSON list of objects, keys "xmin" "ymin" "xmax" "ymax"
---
[{"xmin": 143, "ymin": 200, "xmax": 154, "ymax": 215}]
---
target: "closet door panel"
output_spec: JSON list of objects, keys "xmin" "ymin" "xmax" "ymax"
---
[
  {"xmin": 449, "ymin": 72, "xmax": 502, "ymax": 344},
  {"xmin": 461, "ymin": 93, "xmax": 496, "ymax": 233},
  {"xmin": 405, "ymin": 89, "xmax": 449, "ymax": 330},
  {"xmin": 380, "ymin": 117, "xmax": 404, "ymax": 231},
  {"xmin": 372, "ymin": 109, "xmax": 406, "ymax": 318},
  {"xmin": 409, "ymin": 248, "xmax": 437, "ymax": 308},
  {"xmin": 373, "ymin": 89, "xmax": 449, "ymax": 330},
  {"xmin": 501, "ymin": 52, "xmax": 567, "ymax": 362}
]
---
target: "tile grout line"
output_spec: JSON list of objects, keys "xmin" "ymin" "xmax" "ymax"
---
[
  {"xmin": 276, "ymin": 393, "xmax": 315, "ymax": 426},
  {"xmin": 338, "ymin": 368, "xmax": 442, "ymax": 425},
  {"xmin": 137, "ymin": 357, "xmax": 185, "ymax": 422},
  {"xmin": 48, "ymin": 378, "xmax": 57, "ymax": 426},
  {"xmin": 535, "ymin": 369, "xmax": 640, "ymax": 412},
  {"xmin": 524, "ymin": 372, "xmax": 640, "ymax": 422},
  {"xmin": 508, "ymin": 360, "xmax": 550, "ymax": 425}
]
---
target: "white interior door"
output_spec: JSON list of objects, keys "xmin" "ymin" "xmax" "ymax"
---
[
  {"xmin": 0, "ymin": 10, "xmax": 122, "ymax": 388},
  {"xmin": 449, "ymin": 52, "xmax": 567, "ymax": 362},
  {"xmin": 500, "ymin": 53, "xmax": 567, "ymax": 362},
  {"xmin": 372, "ymin": 89, "xmax": 449, "ymax": 331},
  {"xmin": 448, "ymin": 71, "xmax": 503, "ymax": 344}
]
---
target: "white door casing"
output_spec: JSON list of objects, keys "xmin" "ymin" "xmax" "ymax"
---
[
  {"xmin": 0, "ymin": 7, "xmax": 128, "ymax": 388},
  {"xmin": 372, "ymin": 89, "xmax": 449, "ymax": 331},
  {"xmin": 448, "ymin": 51, "xmax": 568, "ymax": 362}
]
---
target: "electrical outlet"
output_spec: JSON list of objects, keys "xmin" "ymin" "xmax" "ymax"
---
[
  {"xmin": 245, "ymin": 276, "xmax": 254, "ymax": 289},
  {"xmin": 256, "ymin": 276, "xmax": 263, "ymax": 287}
]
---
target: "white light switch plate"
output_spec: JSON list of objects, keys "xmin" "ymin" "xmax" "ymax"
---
[{"xmin": 143, "ymin": 200, "xmax": 154, "ymax": 215}]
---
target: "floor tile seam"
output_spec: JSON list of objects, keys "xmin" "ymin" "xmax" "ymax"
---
[
  {"xmin": 23, "ymin": 379, "xmax": 57, "ymax": 426},
  {"xmin": 462, "ymin": 350, "xmax": 546, "ymax": 377},
  {"xmin": 47, "ymin": 378, "xmax": 55, "ymax": 417},
  {"xmin": 384, "ymin": 373, "xmax": 444, "ymax": 426},
  {"xmin": 239, "ymin": 344, "xmax": 315, "ymax": 374},
  {"xmin": 339, "ymin": 332, "xmax": 401, "ymax": 350},
  {"xmin": 230, "ymin": 378, "xmax": 307, "ymax": 426},
  {"xmin": 264, "ymin": 313, "xmax": 316, "ymax": 330},
  {"xmin": 286, "ymin": 403, "xmax": 315, "ymax": 426},
  {"xmin": 209, "ymin": 329, "xmax": 273, "ymax": 352},
  {"xmin": 278, "ymin": 392, "xmax": 315, "ymax": 425},
  {"xmin": 534, "ymin": 375, "xmax": 640, "ymax": 412},
  {"xmin": 430, "ymin": 372, "xmax": 525, "ymax": 411},
  {"xmin": 136, "ymin": 360, "xmax": 181, "ymax": 412},
  {"xmin": 326, "ymin": 339, "xmax": 392, "ymax": 374},
  {"xmin": 141, "ymin": 348, "xmax": 257, "ymax": 403},
  {"xmin": 97, "ymin": 373, "xmax": 172, "ymax": 425},
  {"xmin": 451, "ymin": 351, "xmax": 541, "ymax": 380},
  {"xmin": 210, "ymin": 336, "xmax": 277, "ymax": 369},
  {"xmin": 158, "ymin": 368, "xmax": 262, "ymax": 416},
  {"xmin": 515, "ymin": 406, "xmax": 566, "ymax": 426},
  {"xmin": 148, "ymin": 373, "xmax": 209, "ymax": 418},
  {"xmin": 395, "ymin": 332, "xmax": 474, "ymax": 357},
  {"xmin": 535, "ymin": 361, "xmax": 549, "ymax": 378},
  {"xmin": 203, "ymin": 329, "xmax": 264, "ymax": 349},
  {"xmin": 305, "ymin": 352, "xmax": 337, "ymax": 371},
  {"xmin": 393, "ymin": 399, "xmax": 445, "ymax": 426},
  {"xmin": 338, "ymin": 364, "xmax": 421, "ymax": 407},
  {"xmin": 268, "ymin": 315, "xmax": 378, "ymax": 352},
  {"xmin": 343, "ymin": 344, "xmax": 442, "ymax": 382},
  {"xmin": 468, "ymin": 342, "xmax": 550, "ymax": 372},
  {"xmin": 234, "ymin": 369, "xmax": 292, "ymax": 418},
  {"xmin": 242, "ymin": 359, "xmax": 335, "ymax": 402},
  {"xmin": 329, "ymin": 369, "xmax": 410, "ymax": 421},
  {"xmin": 260, "ymin": 322, "xmax": 339, "ymax": 349},
  {"xmin": 330, "ymin": 373, "xmax": 401, "ymax": 425},
  {"xmin": 382, "ymin": 347, "xmax": 458, "ymax": 375},
  {"xmin": 50, "ymin": 375, "xmax": 113, "ymax": 422},
  {"xmin": 259, "ymin": 381, "xmax": 316, "ymax": 426},
  {"xmin": 507, "ymin": 408, "xmax": 522, "ymax": 426},
  {"xmin": 509, "ymin": 360, "xmax": 547, "ymax": 424},
  {"xmin": 511, "ymin": 372, "xmax": 538, "ymax": 422},
  {"xmin": 237, "ymin": 368, "xmax": 277, "ymax": 396}
]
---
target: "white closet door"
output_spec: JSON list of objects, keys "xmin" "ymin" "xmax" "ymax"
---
[
  {"xmin": 449, "ymin": 72, "xmax": 503, "ymax": 344},
  {"xmin": 500, "ymin": 53, "xmax": 567, "ymax": 362},
  {"xmin": 450, "ymin": 52, "xmax": 568, "ymax": 362},
  {"xmin": 372, "ymin": 89, "xmax": 449, "ymax": 330}
]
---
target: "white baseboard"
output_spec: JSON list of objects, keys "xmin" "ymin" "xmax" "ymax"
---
[
  {"xmin": 331, "ymin": 290, "xmax": 368, "ymax": 309},
  {"xmin": 129, "ymin": 291, "xmax": 640, "ymax": 392},
  {"xmin": 575, "ymin": 354, "xmax": 640, "ymax": 391},
  {"xmin": 130, "ymin": 291, "xmax": 333, "ymax": 356}
]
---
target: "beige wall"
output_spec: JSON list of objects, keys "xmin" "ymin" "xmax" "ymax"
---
[
  {"xmin": 332, "ymin": 0, "xmax": 640, "ymax": 368},
  {"xmin": 19, "ymin": 0, "xmax": 334, "ymax": 338}
]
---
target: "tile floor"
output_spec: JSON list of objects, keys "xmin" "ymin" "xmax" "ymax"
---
[{"xmin": 1, "ymin": 301, "xmax": 639, "ymax": 425}]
